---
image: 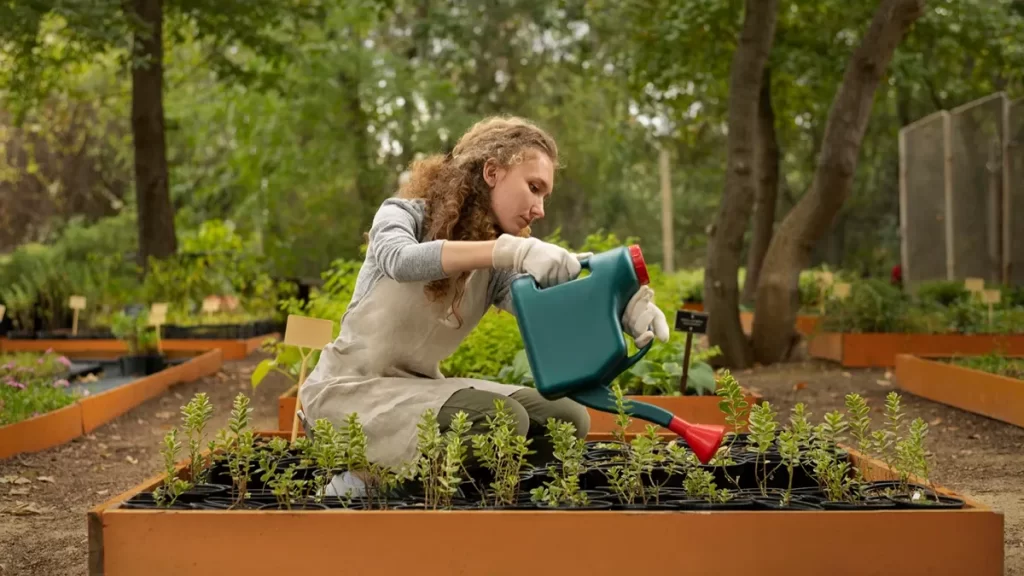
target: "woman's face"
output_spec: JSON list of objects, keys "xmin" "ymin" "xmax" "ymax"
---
[{"xmin": 484, "ymin": 148, "xmax": 554, "ymax": 236}]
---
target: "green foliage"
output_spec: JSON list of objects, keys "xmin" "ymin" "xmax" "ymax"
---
[
  {"xmin": 820, "ymin": 278, "xmax": 1024, "ymax": 335},
  {"xmin": 154, "ymin": 428, "xmax": 192, "ymax": 508},
  {"xmin": 471, "ymin": 399, "xmax": 533, "ymax": 508},
  {"xmin": 530, "ymin": 418, "xmax": 588, "ymax": 508},
  {"xmin": 949, "ymin": 354, "xmax": 1024, "ymax": 380},
  {"xmin": 110, "ymin": 309, "xmax": 159, "ymax": 354},
  {"xmin": 0, "ymin": 350, "xmax": 79, "ymax": 426},
  {"xmin": 182, "ymin": 392, "xmax": 214, "ymax": 484}
]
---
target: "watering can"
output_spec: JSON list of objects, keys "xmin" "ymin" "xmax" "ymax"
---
[{"xmin": 508, "ymin": 245, "xmax": 725, "ymax": 464}]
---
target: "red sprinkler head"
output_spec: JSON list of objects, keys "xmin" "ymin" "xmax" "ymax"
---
[{"xmin": 668, "ymin": 416, "xmax": 726, "ymax": 464}]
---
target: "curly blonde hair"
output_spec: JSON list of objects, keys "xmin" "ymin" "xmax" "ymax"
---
[{"xmin": 397, "ymin": 115, "xmax": 559, "ymax": 325}]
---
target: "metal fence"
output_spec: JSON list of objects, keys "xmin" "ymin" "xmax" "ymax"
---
[{"xmin": 900, "ymin": 92, "xmax": 1024, "ymax": 287}]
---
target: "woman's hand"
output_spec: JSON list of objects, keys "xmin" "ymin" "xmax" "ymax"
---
[
  {"xmin": 492, "ymin": 234, "xmax": 582, "ymax": 287},
  {"xmin": 622, "ymin": 285, "xmax": 670, "ymax": 347}
]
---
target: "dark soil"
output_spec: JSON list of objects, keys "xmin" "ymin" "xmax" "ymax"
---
[{"xmin": 1, "ymin": 355, "xmax": 1022, "ymax": 575}]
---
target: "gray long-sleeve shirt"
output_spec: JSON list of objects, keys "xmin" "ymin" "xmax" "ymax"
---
[{"xmin": 345, "ymin": 197, "xmax": 521, "ymax": 320}]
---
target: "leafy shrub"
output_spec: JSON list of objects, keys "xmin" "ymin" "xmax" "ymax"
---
[{"xmin": 914, "ymin": 280, "xmax": 970, "ymax": 308}]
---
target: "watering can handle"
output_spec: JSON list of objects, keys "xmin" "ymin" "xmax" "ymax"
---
[{"xmin": 623, "ymin": 339, "xmax": 653, "ymax": 372}]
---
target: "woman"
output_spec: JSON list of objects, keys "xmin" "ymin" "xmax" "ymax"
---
[{"xmin": 300, "ymin": 115, "xmax": 670, "ymax": 496}]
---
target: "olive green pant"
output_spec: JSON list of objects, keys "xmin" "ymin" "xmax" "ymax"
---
[{"xmin": 437, "ymin": 387, "xmax": 590, "ymax": 468}]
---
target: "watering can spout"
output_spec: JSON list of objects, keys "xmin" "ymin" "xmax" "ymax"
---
[
  {"xmin": 570, "ymin": 385, "xmax": 725, "ymax": 464},
  {"xmin": 666, "ymin": 416, "xmax": 725, "ymax": 465}
]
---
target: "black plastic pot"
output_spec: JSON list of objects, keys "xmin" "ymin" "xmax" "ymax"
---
[
  {"xmin": 119, "ymin": 492, "xmax": 193, "ymax": 510},
  {"xmin": 817, "ymin": 497, "xmax": 898, "ymax": 511},
  {"xmin": 190, "ymin": 497, "xmax": 263, "ymax": 510},
  {"xmin": 888, "ymin": 494, "xmax": 965, "ymax": 509},
  {"xmin": 175, "ymin": 483, "xmax": 230, "ymax": 504},
  {"xmin": 119, "ymin": 354, "xmax": 166, "ymax": 376},
  {"xmin": 674, "ymin": 497, "xmax": 756, "ymax": 511},
  {"xmin": 751, "ymin": 494, "xmax": 824, "ymax": 511},
  {"xmin": 532, "ymin": 499, "xmax": 615, "ymax": 511},
  {"xmin": 257, "ymin": 502, "xmax": 329, "ymax": 510}
]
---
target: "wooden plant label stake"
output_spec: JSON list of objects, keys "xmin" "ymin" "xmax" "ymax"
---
[
  {"xmin": 833, "ymin": 283, "xmax": 851, "ymax": 300},
  {"xmin": 283, "ymin": 314, "xmax": 335, "ymax": 441},
  {"xmin": 201, "ymin": 296, "xmax": 221, "ymax": 316},
  {"xmin": 674, "ymin": 308, "xmax": 709, "ymax": 394},
  {"xmin": 68, "ymin": 295, "xmax": 87, "ymax": 336},
  {"xmin": 149, "ymin": 303, "xmax": 169, "ymax": 352},
  {"xmin": 0, "ymin": 304, "xmax": 5, "ymax": 323},
  {"xmin": 981, "ymin": 289, "xmax": 1001, "ymax": 330},
  {"xmin": 964, "ymin": 278, "xmax": 985, "ymax": 294}
]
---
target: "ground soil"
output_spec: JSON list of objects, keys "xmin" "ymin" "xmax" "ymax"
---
[{"xmin": 1, "ymin": 353, "xmax": 1022, "ymax": 575}]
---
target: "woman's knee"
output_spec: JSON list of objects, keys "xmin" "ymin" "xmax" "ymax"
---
[{"xmin": 511, "ymin": 389, "xmax": 590, "ymax": 438}]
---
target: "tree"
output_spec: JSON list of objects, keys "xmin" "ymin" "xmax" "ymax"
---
[
  {"xmin": 750, "ymin": 0, "xmax": 927, "ymax": 364},
  {"xmin": 0, "ymin": 0, "xmax": 323, "ymax": 270},
  {"xmin": 740, "ymin": 66, "xmax": 780, "ymax": 306},
  {"xmin": 702, "ymin": 0, "xmax": 780, "ymax": 369}
]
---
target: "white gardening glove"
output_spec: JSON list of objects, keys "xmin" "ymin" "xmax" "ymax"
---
[
  {"xmin": 622, "ymin": 285, "xmax": 670, "ymax": 347},
  {"xmin": 492, "ymin": 234, "xmax": 583, "ymax": 288}
]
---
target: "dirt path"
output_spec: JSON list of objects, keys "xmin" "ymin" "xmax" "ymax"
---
[{"xmin": 1, "ymin": 356, "xmax": 1021, "ymax": 575}]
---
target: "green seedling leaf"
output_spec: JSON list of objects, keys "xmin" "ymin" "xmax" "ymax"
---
[
  {"xmin": 251, "ymin": 359, "xmax": 276, "ymax": 389},
  {"xmin": 684, "ymin": 362, "xmax": 716, "ymax": 396}
]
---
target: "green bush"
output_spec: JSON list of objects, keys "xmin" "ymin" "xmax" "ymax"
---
[{"xmin": 1, "ymin": 351, "xmax": 81, "ymax": 425}]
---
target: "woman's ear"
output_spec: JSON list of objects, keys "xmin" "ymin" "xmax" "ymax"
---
[{"xmin": 482, "ymin": 158, "xmax": 500, "ymax": 187}]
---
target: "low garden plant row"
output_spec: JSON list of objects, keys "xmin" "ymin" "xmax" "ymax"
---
[
  {"xmin": 88, "ymin": 372, "xmax": 1003, "ymax": 575},
  {"xmin": 0, "ymin": 349, "xmax": 224, "ymax": 459}
]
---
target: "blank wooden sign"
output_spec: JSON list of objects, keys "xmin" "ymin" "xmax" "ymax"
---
[
  {"xmin": 69, "ymin": 296, "xmax": 87, "ymax": 310},
  {"xmin": 964, "ymin": 278, "xmax": 985, "ymax": 293},
  {"xmin": 819, "ymin": 271, "xmax": 834, "ymax": 286},
  {"xmin": 981, "ymin": 289, "xmax": 1001, "ymax": 305},
  {"xmin": 149, "ymin": 303, "xmax": 169, "ymax": 326},
  {"xmin": 284, "ymin": 315, "xmax": 334, "ymax": 350},
  {"xmin": 201, "ymin": 296, "xmax": 221, "ymax": 313},
  {"xmin": 833, "ymin": 282, "xmax": 852, "ymax": 300},
  {"xmin": 0, "ymin": 304, "xmax": 5, "ymax": 322}
]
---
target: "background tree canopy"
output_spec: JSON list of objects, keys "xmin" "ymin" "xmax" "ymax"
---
[{"xmin": 1, "ymin": 0, "xmax": 1022, "ymax": 363}]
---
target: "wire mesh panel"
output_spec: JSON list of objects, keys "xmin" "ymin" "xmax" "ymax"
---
[
  {"xmin": 949, "ymin": 93, "xmax": 1007, "ymax": 283},
  {"xmin": 1009, "ymin": 98, "xmax": 1024, "ymax": 286},
  {"xmin": 900, "ymin": 112, "xmax": 949, "ymax": 287}
]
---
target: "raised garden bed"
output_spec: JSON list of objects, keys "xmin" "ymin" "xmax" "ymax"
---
[
  {"xmin": 808, "ymin": 332, "xmax": 1024, "ymax": 368},
  {"xmin": 88, "ymin": 384, "xmax": 1003, "ymax": 576},
  {"xmin": 6, "ymin": 320, "xmax": 282, "ymax": 341},
  {"xmin": 0, "ymin": 333, "xmax": 275, "ymax": 362},
  {"xmin": 278, "ymin": 384, "xmax": 763, "ymax": 433},
  {"xmin": 0, "ymin": 349, "xmax": 223, "ymax": 459},
  {"xmin": 894, "ymin": 354, "xmax": 1024, "ymax": 428}
]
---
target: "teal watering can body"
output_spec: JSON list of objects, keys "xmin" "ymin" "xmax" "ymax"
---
[{"xmin": 509, "ymin": 244, "xmax": 725, "ymax": 464}]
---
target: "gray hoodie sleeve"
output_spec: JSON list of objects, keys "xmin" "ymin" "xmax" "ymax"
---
[
  {"xmin": 489, "ymin": 268, "xmax": 525, "ymax": 316},
  {"xmin": 368, "ymin": 198, "xmax": 448, "ymax": 283}
]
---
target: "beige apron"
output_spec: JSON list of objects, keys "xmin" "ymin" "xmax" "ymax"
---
[{"xmin": 299, "ymin": 269, "xmax": 525, "ymax": 469}]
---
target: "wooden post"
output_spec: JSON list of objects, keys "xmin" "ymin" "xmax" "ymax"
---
[
  {"xmin": 659, "ymin": 146, "xmax": 674, "ymax": 273},
  {"xmin": 981, "ymin": 289, "xmax": 1001, "ymax": 332},
  {"xmin": 149, "ymin": 303, "xmax": 168, "ymax": 353}
]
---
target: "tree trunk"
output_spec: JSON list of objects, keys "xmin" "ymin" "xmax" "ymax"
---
[
  {"xmin": 741, "ymin": 66, "xmax": 780, "ymax": 307},
  {"xmin": 751, "ymin": 0, "xmax": 926, "ymax": 364},
  {"xmin": 128, "ymin": 0, "xmax": 176, "ymax": 270},
  {"xmin": 703, "ymin": 0, "xmax": 780, "ymax": 369}
]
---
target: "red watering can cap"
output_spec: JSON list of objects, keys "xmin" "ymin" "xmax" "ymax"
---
[{"xmin": 628, "ymin": 245, "xmax": 649, "ymax": 285}]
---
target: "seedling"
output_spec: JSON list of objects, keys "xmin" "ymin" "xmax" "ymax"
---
[
  {"xmin": 309, "ymin": 419, "xmax": 345, "ymax": 505},
  {"xmin": 809, "ymin": 411, "xmax": 854, "ymax": 502},
  {"xmin": 746, "ymin": 401, "xmax": 779, "ymax": 497},
  {"xmin": 530, "ymin": 418, "xmax": 588, "ymax": 508},
  {"xmin": 154, "ymin": 428, "xmax": 192, "ymax": 507},
  {"xmin": 895, "ymin": 417, "xmax": 934, "ymax": 500},
  {"xmin": 439, "ymin": 412, "xmax": 472, "ymax": 509},
  {"xmin": 182, "ymin": 393, "xmax": 214, "ymax": 484},
  {"xmin": 681, "ymin": 468, "xmax": 731, "ymax": 504},
  {"xmin": 844, "ymin": 393, "xmax": 872, "ymax": 487},
  {"xmin": 471, "ymin": 399, "xmax": 533, "ymax": 507},
  {"xmin": 211, "ymin": 393, "xmax": 257, "ymax": 508},
  {"xmin": 342, "ymin": 411, "xmax": 411, "ymax": 509}
]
